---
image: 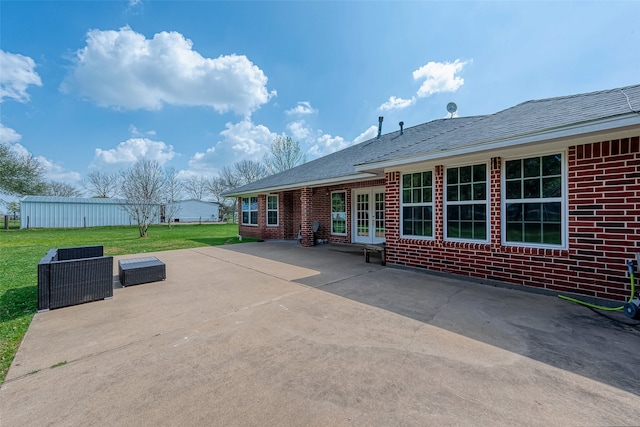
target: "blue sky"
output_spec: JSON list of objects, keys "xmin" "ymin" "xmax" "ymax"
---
[{"xmin": 1, "ymin": 0, "xmax": 640, "ymax": 196}]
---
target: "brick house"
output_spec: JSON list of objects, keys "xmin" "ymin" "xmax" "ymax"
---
[{"xmin": 226, "ymin": 84, "xmax": 640, "ymax": 301}]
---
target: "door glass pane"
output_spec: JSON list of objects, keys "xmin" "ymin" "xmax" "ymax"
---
[
  {"xmin": 357, "ymin": 194, "xmax": 369, "ymax": 237},
  {"xmin": 375, "ymin": 192, "xmax": 385, "ymax": 238}
]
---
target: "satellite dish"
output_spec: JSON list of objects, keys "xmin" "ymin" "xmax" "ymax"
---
[{"xmin": 446, "ymin": 102, "xmax": 457, "ymax": 117}]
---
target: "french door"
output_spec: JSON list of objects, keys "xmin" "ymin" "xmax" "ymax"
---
[{"xmin": 352, "ymin": 187, "xmax": 385, "ymax": 244}]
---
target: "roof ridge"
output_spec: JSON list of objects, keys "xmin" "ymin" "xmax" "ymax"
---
[{"xmin": 511, "ymin": 83, "xmax": 640, "ymax": 108}]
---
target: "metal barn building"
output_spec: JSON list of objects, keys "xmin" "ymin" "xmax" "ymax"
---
[
  {"xmin": 167, "ymin": 199, "xmax": 220, "ymax": 223},
  {"xmin": 20, "ymin": 196, "xmax": 160, "ymax": 229}
]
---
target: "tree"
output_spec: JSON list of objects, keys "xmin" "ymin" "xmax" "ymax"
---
[
  {"xmin": 119, "ymin": 159, "xmax": 165, "ymax": 238},
  {"xmin": 7, "ymin": 201, "xmax": 20, "ymax": 220},
  {"xmin": 83, "ymin": 171, "xmax": 120, "ymax": 198},
  {"xmin": 162, "ymin": 167, "xmax": 182, "ymax": 227},
  {"xmin": 45, "ymin": 181, "xmax": 83, "ymax": 197},
  {"xmin": 0, "ymin": 143, "xmax": 46, "ymax": 197},
  {"xmin": 231, "ymin": 159, "xmax": 267, "ymax": 186},
  {"xmin": 263, "ymin": 136, "xmax": 306, "ymax": 175},
  {"xmin": 206, "ymin": 176, "xmax": 233, "ymax": 221},
  {"xmin": 182, "ymin": 175, "xmax": 208, "ymax": 200}
]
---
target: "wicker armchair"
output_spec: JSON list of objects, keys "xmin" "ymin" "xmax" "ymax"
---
[{"xmin": 37, "ymin": 246, "xmax": 113, "ymax": 311}]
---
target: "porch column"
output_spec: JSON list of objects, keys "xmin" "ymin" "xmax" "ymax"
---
[{"xmin": 300, "ymin": 187, "xmax": 314, "ymax": 247}]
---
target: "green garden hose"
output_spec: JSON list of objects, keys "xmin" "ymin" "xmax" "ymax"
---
[{"xmin": 558, "ymin": 260, "xmax": 635, "ymax": 311}]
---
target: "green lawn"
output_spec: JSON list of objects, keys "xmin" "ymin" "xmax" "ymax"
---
[{"xmin": 0, "ymin": 223, "xmax": 249, "ymax": 383}]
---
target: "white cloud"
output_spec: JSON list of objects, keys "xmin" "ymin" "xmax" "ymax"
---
[
  {"xmin": 187, "ymin": 119, "xmax": 277, "ymax": 173},
  {"xmin": 129, "ymin": 124, "xmax": 156, "ymax": 137},
  {"xmin": 286, "ymin": 120, "xmax": 376, "ymax": 157},
  {"xmin": 309, "ymin": 134, "xmax": 350, "ymax": 157},
  {"xmin": 37, "ymin": 156, "xmax": 82, "ymax": 183},
  {"xmin": 0, "ymin": 123, "xmax": 22, "ymax": 144},
  {"xmin": 287, "ymin": 120, "xmax": 312, "ymax": 141},
  {"xmin": 379, "ymin": 96, "xmax": 416, "ymax": 111},
  {"xmin": 378, "ymin": 59, "xmax": 470, "ymax": 111},
  {"xmin": 286, "ymin": 101, "xmax": 316, "ymax": 115},
  {"xmin": 413, "ymin": 59, "xmax": 469, "ymax": 98},
  {"xmin": 0, "ymin": 50, "xmax": 42, "ymax": 103},
  {"xmin": 352, "ymin": 125, "xmax": 378, "ymax": 145},
  {"xmin": 62, "ymin": 26, "xmax": 274, "ymax": 115},
  {"xmin": 92, "ymin": 137, "xmax": 176, "ymax": 168},
  {"xmin": 185, "ymin": 118, "xmax": 375, "ymax": 177},
  {"xmin": 221, "ymin": 119, "xmax": 276, "ymax": 156}
]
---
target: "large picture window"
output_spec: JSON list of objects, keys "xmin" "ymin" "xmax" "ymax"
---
[
  {"xmin": 401, "ymin": 171, "xmax": 433, "ymax": 238},
  {"xmin": 241, "ymin": 196, "xmax": 258, "ymax": 225},
  {"xmin": 445, "ymin": 164, "xmax": 488, "ymax": 241},
  {"xmin": 504, "ymin": 154, "xmax": 563, "ymax": 246},
  {"xmin": 331, "ymin": 191, "xmax": 347, "ymax": 234},
  {"xmin": 267, "ymin": 195, "xmax": 278, "ymax": 226}
]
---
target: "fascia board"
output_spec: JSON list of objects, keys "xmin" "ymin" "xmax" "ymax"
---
[{"xmin": 224, "ymin": 172, "xmax": 380, "ymax": 197}]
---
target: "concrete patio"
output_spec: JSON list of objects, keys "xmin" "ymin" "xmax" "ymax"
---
[{"xmin": 2, "ymin": 241, "xmax": 639, "ymax": 426}]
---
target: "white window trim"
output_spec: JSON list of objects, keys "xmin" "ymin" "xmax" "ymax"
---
[
  {"xmin": 400, "ymin": 171, "xmax": 435, "ymax": 240},
  {"xmin": 500, "ymin": 151, "xmax": 568, "ymax": 249},
  {"xmin": 266, "ymin": 194, "xmax": 278, "ymax": 227},
  {"xmin": 331, "ymin": 191, "xmax": 347, "ymax": 236},
  {"xmin": 241, "ymin": 196, "xmax": 258, "ymax": 226},
  {"xmin": 443, "ymin": 162, "xmax": 490, "ymax": 244}
]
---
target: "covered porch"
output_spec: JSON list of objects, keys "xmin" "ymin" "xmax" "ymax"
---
[{"xmin": 236, "ymin": 178, "xmax": 387, "ymax": 247}]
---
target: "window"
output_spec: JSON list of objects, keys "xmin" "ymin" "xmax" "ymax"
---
[
  {"xmin": 445, "ymin": 164, "xmax": 488, "ymax": 241},
  {"xmin": 241, "ymin": 196, "xmax": 258, "ymax": 225},
  {"xmin": 401, "ymin": 171, "xmax": 433, "ymax": 237},
  {"xmin": 267, "ymin": 195, "xmax": 278, "ymax": 226},
  {"xmin": 504, "ymin": 154, "xmax": 563, "ymax": 246},
  {"xmin": 331, "ymin": 191, "xmax": 346, "ymax": 234}
]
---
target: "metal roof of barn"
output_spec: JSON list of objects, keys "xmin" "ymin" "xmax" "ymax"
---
[{"xmin": 21, "ymin": 196, "xmax": 126, "ymax": 204}]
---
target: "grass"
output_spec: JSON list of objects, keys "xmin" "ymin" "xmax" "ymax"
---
[{"xmin": 0, "ymin": 223, "xmax": 250, "ymax": 383}]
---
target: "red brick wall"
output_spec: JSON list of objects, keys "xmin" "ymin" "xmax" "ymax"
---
[
  {"xmin": 237, "ymin": 136, "xmax": 639, "ymax": 300},
  {"xmin": 385, "ymin": 136, "xmax": 640, "ymax": 301}
]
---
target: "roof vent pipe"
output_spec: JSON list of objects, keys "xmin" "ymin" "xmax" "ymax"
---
[
  {"xmin": 377, "ymin": 116, "xmax": 384, "ymax": 139},
  {"xmin": 399, "ymin": 121, "xmax": 404, "ymax": 135}
]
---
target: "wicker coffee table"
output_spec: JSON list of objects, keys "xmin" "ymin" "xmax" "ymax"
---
[{"xmin": 118, "ymin": 256, "xmax": 166, "ymax": 287}]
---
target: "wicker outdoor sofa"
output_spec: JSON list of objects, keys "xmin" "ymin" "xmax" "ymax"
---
[{"xmin": 37, "ymin": 245, "xmax": 113, "ymax": 311}]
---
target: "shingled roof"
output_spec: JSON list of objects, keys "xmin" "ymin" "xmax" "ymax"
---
[{"xmin": 226, "ymin": 84, "xmax": 640, "ymax": 196}]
